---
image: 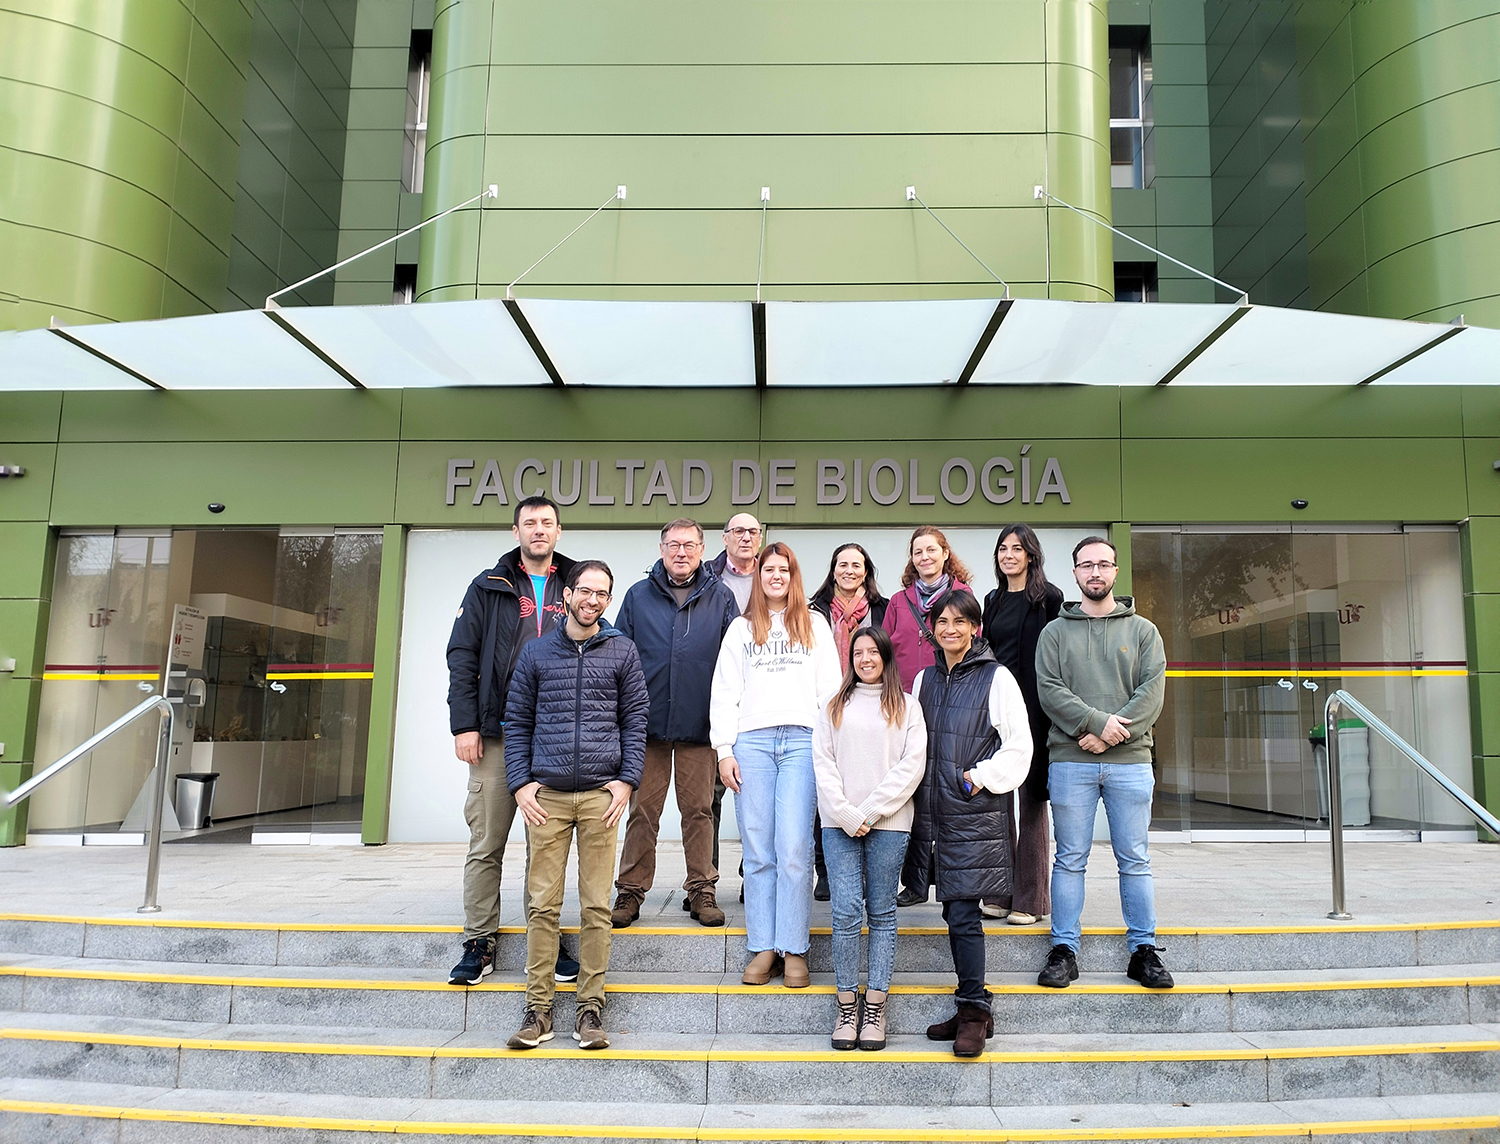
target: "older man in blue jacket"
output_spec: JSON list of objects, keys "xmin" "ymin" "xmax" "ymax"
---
[
  {"xmin": 504, "ymin": 559, "xmax": 648, "ymax": 1051},
  {"xmin": 610, "ymin": 518, "xmax": 740, "ymax": 930}
]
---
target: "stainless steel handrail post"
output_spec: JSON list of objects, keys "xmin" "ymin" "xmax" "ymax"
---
[
  {"xmin": 1323, "ymin": 692, "xmax": 1352, "ymax": 920},
  {"xmin": 0, "ymin": 692, "xmax": 175, "ymax": 911},
  {"xmin": 138, "ymin": 702, "xmax": 176, "ymax": 913},
  {"xmin": 1322, "ymin": 688, "xmax": 1500, "ymax": 921}
]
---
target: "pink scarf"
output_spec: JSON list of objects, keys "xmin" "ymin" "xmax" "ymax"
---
[{"xmin": 829, "ymin": 593, "xmax": 870, "ymax": 672}]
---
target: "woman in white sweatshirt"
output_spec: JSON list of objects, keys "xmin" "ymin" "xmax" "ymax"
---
[
  {"xmin": 712, "ymin": 542, "xmax": 841, "ymax": 989},
  {"xmin": 813, "ymin": 624, "xmax": 926, "ymax": 1051}
]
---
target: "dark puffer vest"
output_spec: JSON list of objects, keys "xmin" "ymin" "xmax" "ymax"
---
[{"xmin": 902, "ymin": 640, "xmax": 1015, "ymax": 903}]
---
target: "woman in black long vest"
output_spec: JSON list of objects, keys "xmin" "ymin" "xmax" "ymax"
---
[
  {"xmin": 980, "ymin": 524, "xmax": 1064, "ymax": 926},
  {"xmin": 904, "ymin": 590, "xmax": 1033, "ymax": 1057}
]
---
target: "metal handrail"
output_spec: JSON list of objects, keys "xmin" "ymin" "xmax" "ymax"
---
[
  {"xmin": 1324, "ymin": 688, "xmax": 1500, "ymax": 920},
  {"xmin": 1, "ymin": 691, "xmax": 176, "ymax": 913}
]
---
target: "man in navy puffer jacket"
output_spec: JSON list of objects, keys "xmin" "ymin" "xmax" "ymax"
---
[{"xmin": 504, "ymin": 560, "xmax": 648, "ymax": 1051}]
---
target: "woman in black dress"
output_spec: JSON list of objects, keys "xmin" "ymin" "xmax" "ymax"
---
[{"xmin": 979, "ymin": 524, "xmax": 1063, "ymax": 925}]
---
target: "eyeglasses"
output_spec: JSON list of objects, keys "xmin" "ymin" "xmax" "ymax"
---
[
  {"xmin": 662, "ymin": 540, "xmax": 701, "ymax": 552},
  {"xmin": 568, "ymin": 587, "xmax": 612, "ymax": 602},
  {"xmin": 1074, "ymin": 561, "xmax": 1118, "ymax": 573},
  {"xmin": 726, "ymin": 526, "xmax": 762, "ymax": 538}
]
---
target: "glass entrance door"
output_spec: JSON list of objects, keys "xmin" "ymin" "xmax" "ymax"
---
[{"xmin": 1134, "ymin": 526, "xmax": 1473, "ymax": 837}]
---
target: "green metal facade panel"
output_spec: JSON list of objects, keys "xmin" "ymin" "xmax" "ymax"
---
[
  {"xmin": 226, "ymin": 0, "xmax": 359, "ymax": 311},
  {"xmin": 416, "ymin": 0, "xmax": 1113, "ymax": 303},
  {"xmin": 56, "ymin": 391, "xmax": 402, "ymax": 443},
  {"xmin": 0, "ymin": 0, "xmax": 252, "ymax": 330},
  {"xmin": 1298, "ymin": 2, "xmax": 1500, "ymax": 327},
  {"xmin": 361, "ymin": 523, "xmax": 407, "ymax": 844},
  {"xmin": 0, "ymin": 519, "xmax": 52, "ymax": 843}
]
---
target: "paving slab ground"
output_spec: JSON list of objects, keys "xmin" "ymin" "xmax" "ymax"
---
[{"xmin": 0, "ymin": 839, "xmax": 1497, "ymax": 928}]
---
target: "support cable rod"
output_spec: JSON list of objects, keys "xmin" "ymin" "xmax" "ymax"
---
[
  {"xmin": 906, "ymin": 186, "xmax": 1009, "ymax": 298},
  {"xmin": 508, "ymin": 186, "xmax": 625, "ymax": 300},
  {"xmin": 756, "ymin": 187, "xmax": 770, "ymax": 303},
  {"xmin": 266, "ymin": 185, "xmax": 498, "ymax": 309},
  {"xmin": 1033, "ymin": 185, "xmax": 1248, "ymax": 304}
]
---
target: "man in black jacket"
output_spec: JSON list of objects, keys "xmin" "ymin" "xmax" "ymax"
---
[
  {"xmin": 504, "ymin": 560, "xmax": 648, "ymax": 1051},
  {"xmin": 610, "ymin": 519, "xmax": 739, "ymax": 930},
  {"xmin": 445, "ymin": 496, "xmax": 577, "ymax": 987}
]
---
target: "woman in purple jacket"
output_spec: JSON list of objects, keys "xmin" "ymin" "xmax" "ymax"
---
[{"xmin": 882, "ymin": 527, "xmax": 974, "ymax": 694}]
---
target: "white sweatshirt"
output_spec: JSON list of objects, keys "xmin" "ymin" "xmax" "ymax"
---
[
  {"xmin": 710, "ymin": 608, "xmax": 842, "ymax": 759},
  {"xmin": 813, "ymin": 683, "xmax": 927, "ymax": 835},
  {"xmin": 910, "ymin": 664, "xmax": 1033, "ymax": 795}
]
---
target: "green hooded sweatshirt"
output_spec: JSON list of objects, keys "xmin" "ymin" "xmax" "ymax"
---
[{"xmin": 1035, "ymin": 595, "xmax": 1166, "ymax": 764}]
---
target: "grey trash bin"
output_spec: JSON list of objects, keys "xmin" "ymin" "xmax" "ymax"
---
[{"xmin": 174, "ymin": 772, "xmax": 220, "ymax": 830}]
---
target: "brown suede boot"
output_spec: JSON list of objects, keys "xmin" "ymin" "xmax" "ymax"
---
[
  {"xmin": 952, "ymin": 1003, "xmax": 991, "ymax": 1058},
  {"xmin": 782, "ymin": 953, "xmax": 810, "ymax": 988},
  {"xmin": 610, "ymin": 890, "xmax": 643, "ymax": 929},
  {"xmin": 687, "ymin": 889, "xmax": 725, "ymax": 927},
  {"xmin": 927, "ymin": 1007, "xmax": 993, "ymax": 1041}
]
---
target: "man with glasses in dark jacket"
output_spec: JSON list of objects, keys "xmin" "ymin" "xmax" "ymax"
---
[
  {"xmin": 445, "ymin": 496, "xmax": 578, "ymax": 987},
  {"xmin": 611, "ymin": 518, "xmax": 740, "ymax": 929},
  {"xmin": 504, "ymin": 560, "xmax": 649, "ymax": 1050}
]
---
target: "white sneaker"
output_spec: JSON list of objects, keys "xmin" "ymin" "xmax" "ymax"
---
[
  {"xmin": 1006, "ymin": 911, "xmax": 1039, "ymax": 926},
  {"xmin": 979, "ymin": 902, "xmax": 1010, "ymax": 919}
]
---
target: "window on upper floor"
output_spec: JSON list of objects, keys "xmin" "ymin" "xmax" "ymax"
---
[
  {"xmin": 1115, "ymin": 261, "xmax": 1158, "ymax": 303},
  {"xmin": 393, "ymin": 263, "xmax": 417, "ymax": 305},
  {"xmin": 1110, "ymin": 29, "xmax": 1153, "ymax": 190},
  {"xmin": 402, "ymin": 30, "xmax": 432, "ymax": 194}
]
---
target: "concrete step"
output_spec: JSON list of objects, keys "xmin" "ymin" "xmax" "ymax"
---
[
  {"xmin": 3, "ymin": 954, "xmax": 1497, "ymax": 1036},
  {"xmin": 2, "ymin": 1077, "xmax": 1499, "ymax": 1143},
  {"xmin": 3, "ymin": 1011, "xmax": 1497, "ymax": 1107},
  {"xmin": 4, "ymin": 912, "xmax": 1498, "ymax": 974}
]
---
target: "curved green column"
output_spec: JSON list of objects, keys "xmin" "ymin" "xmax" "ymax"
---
[
  {"xmin": 417, "ymin": 0, "xmax": 1113, "ymax": 302},
  {"xmin": 0, "ymin": 1, "xmax": 250, "ymax": 331},
  {"xmin": 1301, "ymin": 3, "xmax": 1500, "ymax": 326}
]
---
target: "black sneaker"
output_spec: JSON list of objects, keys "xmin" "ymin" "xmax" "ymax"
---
[
  {"xmin": 506, "ymin": 1006, "xmax": 554, "ymax": 1049},
  {"xmin": 1127, "ymin": 945, "xmax": 1175, "ymax": 989},
  {"xmin": 1037, "ymin": 944, "xmax": 1079, "ymax": 989},
  {"xmin": 448, "ymin": 936, "xmax": 495, "ymax": 985},
  {"xmin": 573, "ymin": 1007, "xmax": 610, "ymax": 1049},
  {"xmin": 813, "ymin": 871, "xmax": 830, "ymax": 902},
  {"xmin": 554, "ymin": 940, "xmax": 580, "ymax": 983},
  {"xmin": 896, "ymin": 887, "xmax": 927, "ymax": 907}
]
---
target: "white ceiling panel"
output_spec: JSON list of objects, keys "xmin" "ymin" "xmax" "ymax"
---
[{"xmin": 765, "ymin": 299, "xmax": 999, "ymax": 386}]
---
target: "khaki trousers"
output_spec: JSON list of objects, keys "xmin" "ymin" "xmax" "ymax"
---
[
  {"xmin": 461, "ymin": 735, "xmax": 528, "ymax": 939},
  {"xmin": 525, "ymin": 786, "xmax": 619, "ymax": 1014},
  {"xmin": 615, "ymin": 740, "xmax": 719, "ymax": 897}
]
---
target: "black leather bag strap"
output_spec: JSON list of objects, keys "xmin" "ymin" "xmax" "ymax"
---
[{"xmin": 904, "ymin": 591, "xmax": 940, "ymax": 650}]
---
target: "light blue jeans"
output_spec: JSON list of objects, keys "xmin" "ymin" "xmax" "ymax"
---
[
  {"xmin": 734, "ymin": 726, "xmax": 815, "ymax": 956},
  {"xmin": 1049, "ymin": 761, "xmax": 1158, "ymax": 954},
  {"xmin": 821, "ymin": 826, "xmax": 907, "ymax": 993}
]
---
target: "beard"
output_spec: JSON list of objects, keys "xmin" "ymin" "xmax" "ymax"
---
[
  {"xmin": 567, "ymin": 603, "xmax": 601, "ymax": 628},
  {"xmin": 1081, "ymin": 580, "xmax": 1112, "ymax": 601}
]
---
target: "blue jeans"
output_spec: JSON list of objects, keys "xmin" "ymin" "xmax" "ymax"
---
[
  {"xmin": 1049, "ymin": 761, "xmax": 1157, "ymax": 954},
  {"xmin": 734, "ymin": 727, "xmax": 815, "ymax": 956},
  {"xmin": 821, "ymin": 826, "xmax": 907, "ymax": 992}
]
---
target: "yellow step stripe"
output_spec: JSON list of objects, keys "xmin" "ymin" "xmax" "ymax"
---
[
  {"xmin": 4, "ymin": 912, "xmax": 1498, "ymax": 936},
  {"xmin": 1, "ymin": 963, "xmax": 1496, "ymax": 996},
  {"xmin": 0, "ymin": 1098, "xmax": 1496, "ymax": 1140},
  {"xmin": 2, "ymin": 1025, "xmax": 1496, "ymax": 1064}
]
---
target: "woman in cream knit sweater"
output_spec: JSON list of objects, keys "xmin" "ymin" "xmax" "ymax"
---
[{"xmin": 812, "ymin": 625, "xmax": 927, "ymax": 1051}]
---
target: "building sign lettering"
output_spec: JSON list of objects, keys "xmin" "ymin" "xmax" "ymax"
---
[{"xmin": 445, "ymin": 454, "xmax": 1070, "ymax": 509}]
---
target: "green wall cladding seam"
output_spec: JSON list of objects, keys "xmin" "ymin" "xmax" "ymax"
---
[
  {"xmin": 1299, "ymin": 1, "xmax": 1500, "ymax": 328},
  {"xmin": 226, "ymin": 0, "xmax": 359, "ymax": 310},
  {"xmin": 0, "ymin": 0, "xmax": 253, "ymax": 331},
  {"xmin": 415, "ymin": 0, "xmax": 1114, "ymax": 303}
]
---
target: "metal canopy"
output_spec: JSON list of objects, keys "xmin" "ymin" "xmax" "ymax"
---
[{"xmin": 1, "ymin": 298, "xmax": 1495, "ymax": 391}]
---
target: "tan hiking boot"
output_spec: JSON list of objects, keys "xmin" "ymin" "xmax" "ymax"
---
[
  {"xmin": 610, "ymin": 890, "xmax": 643, "ymax": 929},
  {"xmin": 741, "ymin": 950, "xmax": 783, "ymax": 985},
  {"xmin": 687, "ymin": 889, "xmax": 725, "ymax": 927},
  {"xmin": 858, "ymin": 988, "xmax": 888, "ymax": 1051},
  {"xmin": 830, "ymin": 990, "xmax": 859, "ymax": 1050}
]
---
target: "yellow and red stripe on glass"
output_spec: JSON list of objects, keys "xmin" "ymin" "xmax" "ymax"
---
[
  {"xmin": 1166, "ymin": 661, "xmax": 1467, "ymax": 678},
  {"xmin": 41, "ymin": 664, "xmax": 162, "ymax": 682},
  {"xmin": 265, "ymin": 663, "xmax": 375, "ymax": 681}
]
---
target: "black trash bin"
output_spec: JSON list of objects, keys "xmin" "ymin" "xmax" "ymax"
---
[{"xmin": 174, "ymin": 772, "xmax": 220, "ymax": 830}]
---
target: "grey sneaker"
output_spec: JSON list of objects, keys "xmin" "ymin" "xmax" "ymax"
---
[
  {"xmin": 573, "ymin": 1007, "xmax": 610, "ymax": 1050},
  {"xmin": 506, "ymin": 1006, "xmax": 554, "ymax": 1049}
]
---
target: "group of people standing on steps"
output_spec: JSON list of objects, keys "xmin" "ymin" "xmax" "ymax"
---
[{"xmin": 444, "ymin": 495, "xmax": 1172, "ymax": 1058}]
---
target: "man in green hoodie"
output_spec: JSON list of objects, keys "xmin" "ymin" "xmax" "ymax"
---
[{"xmin": 1034, "ymin": 536, "xmax": 1173, "ymax": 990}]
